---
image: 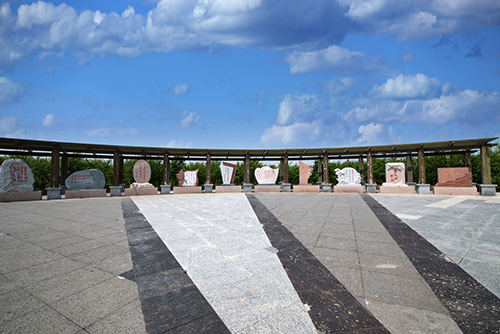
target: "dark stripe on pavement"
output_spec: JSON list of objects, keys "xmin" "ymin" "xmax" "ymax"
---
[
  {"xmin": 121, "ymin": 198, "xmax": 230, "ymax": 334},
  {"xmin": 361, "ymin": 194, "xmax": 500, "ymax": 334},
  {"xmin": 247, "ymin": 194, "xmax": 389, "ymax": 334}
]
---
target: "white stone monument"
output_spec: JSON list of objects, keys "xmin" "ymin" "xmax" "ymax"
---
[
  {"xmin": 379, "ymin": 162, "xmax": 414, "ymax": 194},
  {"xmin": 125, "ymin": 160, "xmax": 157, "ymax": 195},
  {"xmin": 220, "ymin": 162, "xmax": 237, "ymax": 185},
  {"xmin": 333, "ymin": 167, "xmax": 363, "ymax": 193},
  {"xmin": 382, "ymin": 163, "xmax": 407, "ymax": 187},
  {"xmin": 255, "ymin": 166, "xmax": 279, "ymax": 185},
  {"xmin": 335, "ymin": 167, "xmax": 361, "ymax": 185}
]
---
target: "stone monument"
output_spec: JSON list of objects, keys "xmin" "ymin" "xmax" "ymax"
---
[
  {"xmin": 65, "ymin": 169, "xmax": 107, "ymax": 199},
  {"xmin": 0, "ymin": 159, "xmax": 35, "ymax": 193},
  {"xmin": 66, "ymin": 169, "xmax": 106, "ymax": 190},
  {"xmin": 333, "ymin": 167, "xmax": 363, "ymax": 193},
  {"xmin": 0, "ymin": 159, "xmax": 41, "ymax": 201},
  {"xmin": 176, "ymin": 169, "xmax": 199, "ymax": 186},
  {"xmin": 221, "ymin": 162, "xmax": 237, "ymax": 185},
  {"xmin": 380, "ymin": 163, "xmax": 414, "ymax": 194},
  {"xmin": 216, "ymin": 162, "xmax": 241, "ymax": 193},
  {"xmin": 124, "ymin": 160, "xmax": 157, "ymax": 196},
  {"xmin": 254, "ymin": 166, "xmax": 280, "ymax": 193},
  {"xmin": 173, "ymin": 169, "xmax": 202, "ymax": 194},
  {"xmin": 293, "ymin": 161, "xmax": 319, "ymax": 193},
  {"xmin": 434, "ymin": 167, "xmax": 477, "ymax": 195}
]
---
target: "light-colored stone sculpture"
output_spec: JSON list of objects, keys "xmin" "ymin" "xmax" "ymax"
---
[
  {"xmin": 334, "ymin": 167, "xmax": 361, "ymax": 185},
  {"xmin": 254, "ymin": 166, "xmax": 279, "ymax": 185},
  {"xmin": 65, "ymin": 169, "xmax": 105, "ymax": 190},
  {"xmin": 176, "ymin": 169, "xmax": 199, "ymax": 187},
  {"xmin": 130, "ymin": 160, "xmax": 154, "ymax": 189},
  {"xmin": 299, "ymin": 161, "xmax": 313, "ymax": 185},
  {"xmin": 0, "ymin": 159, "xmax": 35, "ymax": 193},
  {"xmin": 220, "ymin": 162, "xmax": 237, "ymax": 185},
  {"xmin": 382, "ymin": 163, "xmax": 408, "ymax": 187}
]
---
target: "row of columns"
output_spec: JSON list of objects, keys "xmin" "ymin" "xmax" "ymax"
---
[{"xmin": 49, "ymin": 146, "xmax": 493, "ymax": 188}]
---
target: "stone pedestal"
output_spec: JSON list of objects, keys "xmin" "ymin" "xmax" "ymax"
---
[
  {"xmin": 293, "ymin": 185, "xmax": 320, "ymax": 193},
  {"xmin": 65, "ymin": 189, "xmax": 106, "ymax": 199},
  {"xmin": 379, "ymin": 186, "xmax": 415, "ymax": 194},
  {"xmin": 160, "ymin": 184, "xmax": 171, "ymax": 194},
  {"xmin": 46, "ymin": 187, "xmax": 61, "ymax": 200},
  {"xmin": 477, "ymin": 184, "xmax": 497, "ymax": 196},
  {"xmin": 173, "ymin": 186, "xmax": 202, "ymax": 194},
  {"xmin": 406, "ymin": 182, "xmax": 417, "ymax": 192},
  {"xmin": 215, "ymin": 185, "xmax": 241, "ymax": 193},
  {"xmin": 366, "ymin": 184, "xmax": 377, "ymax": 193},
  {"xmin": 321, "ymin": 184, "xmax": 332, "ymax": 192},
  {"xmin": 416, "ymin": 184, "xmax": 431, "ymax": 194},
  {"xmin": 334, "ymin": 185, "xmax": 364, "ymax": 193},
  {"xmin": 254, "ymin": 185, "xmax": 281, "ymax": 193},
  {"xmin": 0, "ymin": 191, "xmax": 42, "ymax": 202},
  {"xmin": 125, "ymin": 187, "xmax": 158, "ymax": 196},
  {"xmin": 109, "ymin": 186, "xmax": 122, "ymax": 197},
  {"xmin": 204, "ymin": 184, "xmax": 213, "ymax": 193},
  {"xmin": 434, "ymin": 187, "xmax": 478, "ymax": 196},
  {"xmin": 243, "ymin": 183, "xmax": 253, "ymax": 193},
  {"xmin": 282, "ymin": 183, "xmax": 291, "ymax": 192}
]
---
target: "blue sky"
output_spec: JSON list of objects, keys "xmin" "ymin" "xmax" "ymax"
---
[{"xmin": 1, "ymin": 0, "xmax": 499, "ymax": 150}]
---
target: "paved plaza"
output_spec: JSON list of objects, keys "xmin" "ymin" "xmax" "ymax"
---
[{"xmin": 0, "ymin": 193, "xmax": 499, "ymax": 333}]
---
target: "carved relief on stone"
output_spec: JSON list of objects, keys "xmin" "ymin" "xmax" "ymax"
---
[
  {"xmin": 334, "ymin": 167, "xmax": 361, "ymax": 186},
  {"xmin": 299, "ymin": 161, "xmax": 313, "ymax": 185}
]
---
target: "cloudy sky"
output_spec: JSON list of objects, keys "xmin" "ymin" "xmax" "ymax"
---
[{"xmin": 1, "ymin": 0, "xmax": 499, "ymax": 149}]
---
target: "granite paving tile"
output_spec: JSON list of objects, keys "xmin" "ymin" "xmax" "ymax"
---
[
  {"xmin": 85, "ymin": 299, "xmax": 146, "ymax": 334},
  {"xmin": 0, "ymin": 304, "xmax": 82, "ymax": 334}
]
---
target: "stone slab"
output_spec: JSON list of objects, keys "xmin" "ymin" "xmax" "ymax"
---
[
  {"xmin": 438, "ymin": 167, "xmax": 469, "ymax": 183},
  {"xmin": 242, "ymin": 183, "xmax": 253, "ymax": 192},
  {"xmin": 366, "ymin": 184, "xmax": 377, "ymax": 193},
  {"xmin": 65, "ymin": 189, "xmax": 107, "ymax": 199},
  {"xmin": 379, "ymin": 186, "xmax": 414, "ymax": 194},
  {"xmin": 109, "ymin": 186, "xmax": 122, "ymax": 197},
  {"xmin": 334, "ymin": 185, "xmax": 364, "ymax": 193},
  {"xmin": 0, "ymin": 191, "xmax": 42, "ymax": 202},
  {"xmin": 293, "ymin": 185, "xmax": 320, "ymax": 193},
  {"xmin": 173, "ymin": 186, "xmax": 202, "ymax": 194},
  {"xmin": 46, "ymin": 187, "xmax": 62, "ymax": 200},
  {"xmin": 478, "ymin": 184, "xmax": 497, "ymax": 196},
  {"xmin": 215, "ymin": 185, "xmax": 241, "ymax": 193},
  {"xmin": 204, "ymin": 184, "xmax": 213, "ymax": 193},
  {"xmin": 416, "ymin": 184, "xmax": 431, "ymax": 194},
  {"xmin": 125, "ymin": 188, "xmax": 158, "ymax": 196},
  {"xmin": 433, "ymin": 187, "xmax": 477, "ymax": 196},
  {"xmin": 322, "ymin": 183, "xmax": 332, "ymax": 192},
  {"xmin": 282, "ymin": 183, "xmax": 291, "ymax": 192},
  {"xmin": 160, "ymin": 184, "xmax": 171, "ymax": 194},
  {"xmin": 254, "ymin": 185, "xmax": 281, "ymax": 193}
]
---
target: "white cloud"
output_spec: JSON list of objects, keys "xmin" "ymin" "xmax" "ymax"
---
[
  {"xmin": 323, "ymin": 77, "xmax": 357, "ymax": 96},
  {"xmin": 260, "ymin": 122, "xmax": 322, "ymax": 146},
  {"xmin": 166, "ymin": 139, "xmax": 193, "ymax": 147},
  {"xmin": 402, "ymin": 53, "xmax": 415, "ymax": 63},
  {"xmin": 170, "ymin": 84, "xmax": 190, "ymax": 95},
  {"xmin": 42, "ymin": 113, "xmax": 55, "ymax": 127},
  {"xmin": 176, "ymin": 111, "xmax": 199, "ymax": 130},
  {"xmin": 276, "ymin": 94, "xmax": 316, "ymax": 125},
  {"xmin": 358, "ymin": 122, "xmax": 399, "ymax": 145},
  {"xmin": 371, "ymin": 74, "xmax": 441, "ymax": 99},
  {"xmin": 0, "ymin": 116, "xmax": 18, "ymax": 133},
  {"xmin": 1, "ymin": 0, "xmax": 499, "ymax": 71},
  {"xmin": 0, "ymin": 77, "xmax": 24, "ymax": 107},
  {"xmin": 286, "ymin": 45, "xmax": 391, "ymax": 75},
  {"xmin": 85, "ymin": 127, "xmax": 140, "ymax": 137}
]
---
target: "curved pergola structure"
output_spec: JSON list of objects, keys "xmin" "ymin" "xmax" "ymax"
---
[{"xmin": 0, "ymin": 137, "xmax": 497, "ymax": 189}]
